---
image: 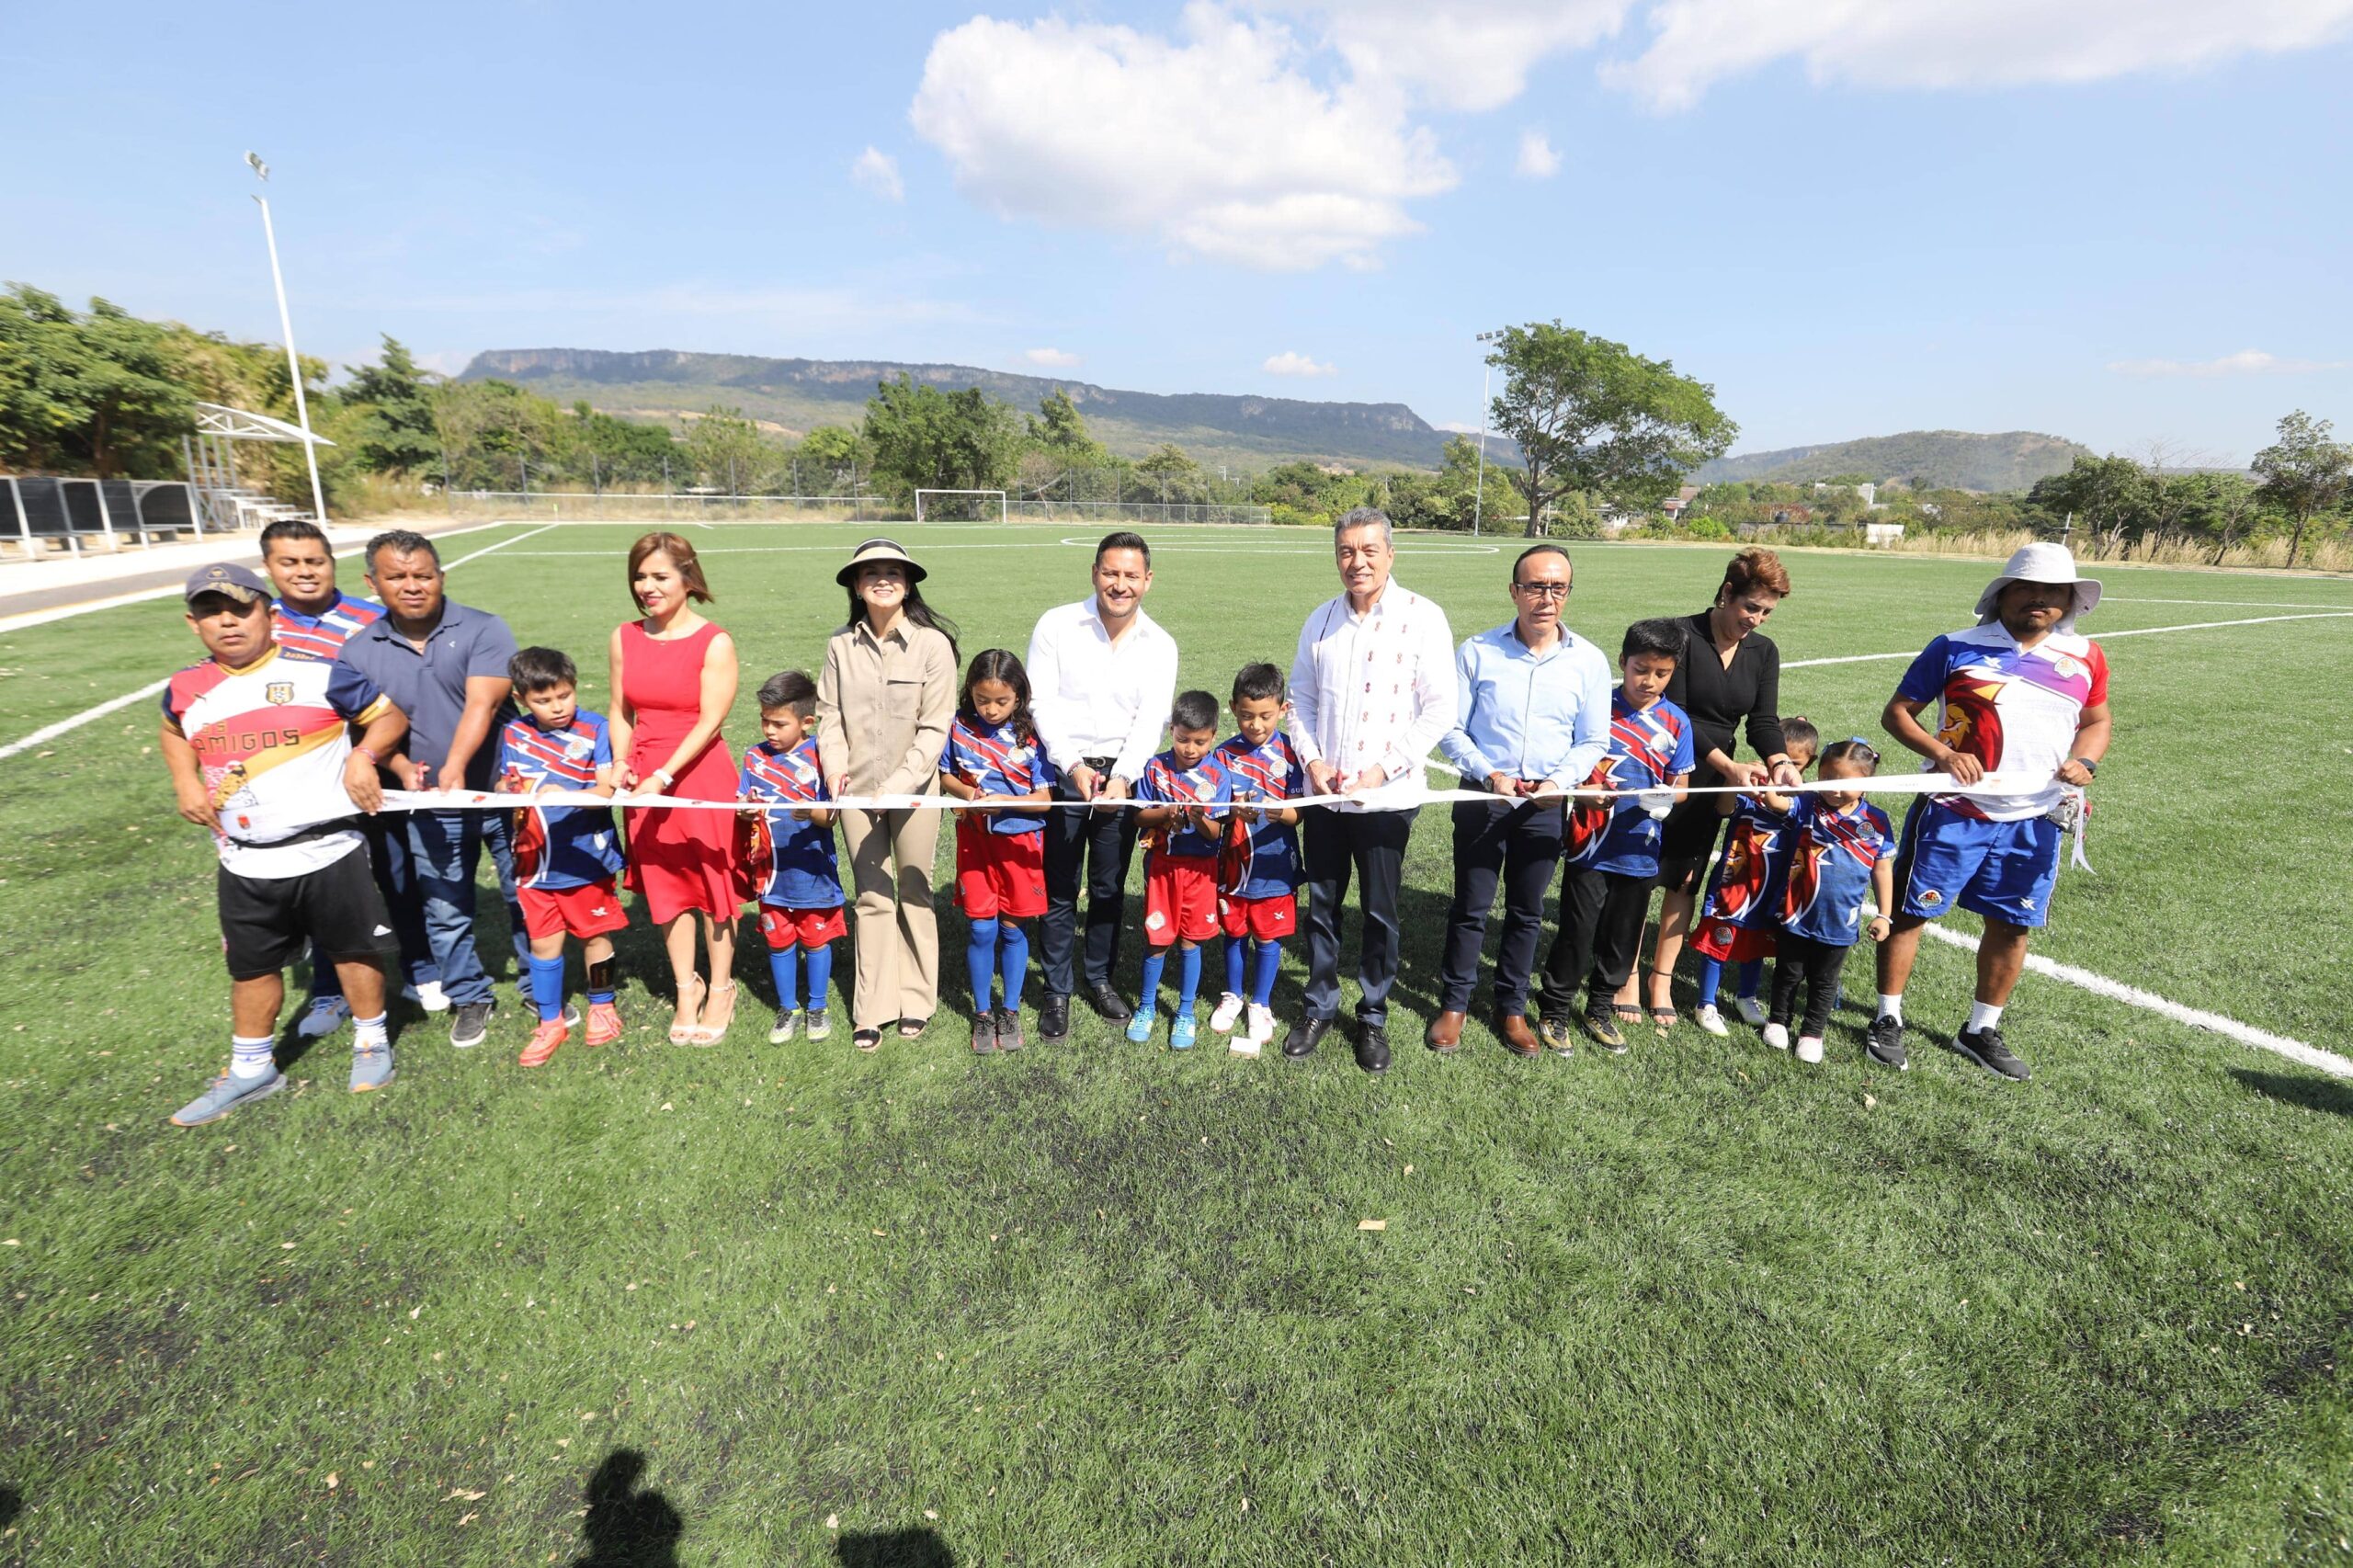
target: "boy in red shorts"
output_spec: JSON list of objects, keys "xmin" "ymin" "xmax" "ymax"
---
[
  {"xmin": 738, "ymin": 671, "xmax": 845, "ymax": 1045},
  {"xmin": 494, "ymin": 647, "xmax": 628, "ymax": 1067},
  {"xmin": 1130, "ymin": 690, "xmax": 1233, "ymax": 1051},
  {"xmin": 1689, "ymin": 717, "xmax": 1818, "ymax": 1037},
  {"xmin": 1211, "ymin": 663, "xmax": 1305, "ymax": 1056}
]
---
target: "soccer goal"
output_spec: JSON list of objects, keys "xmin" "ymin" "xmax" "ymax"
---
[{"xmin": 914, "ymin": 489, "xmax": 1008, "ymax": 523}]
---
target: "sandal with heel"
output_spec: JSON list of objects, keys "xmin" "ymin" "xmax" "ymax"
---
[
  {"xmin": 667, "ymin": 975, "xmax": 707, "ymax": 1045},
  {"xmin": 689, "ymin": 979, "xmax": 738, "ymax": 1046}
]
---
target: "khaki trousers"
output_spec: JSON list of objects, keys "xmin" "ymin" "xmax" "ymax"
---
[{"xmin": 839, "ymin": 803, "xmax": 941, "ymax": 1031}]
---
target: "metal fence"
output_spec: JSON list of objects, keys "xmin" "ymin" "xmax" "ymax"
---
[{"xmin": 426, "ymin": 491, "xmax": 1275, "ymax": 528}]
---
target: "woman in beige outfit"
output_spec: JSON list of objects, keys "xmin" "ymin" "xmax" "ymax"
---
[{"xmin": 815, "ymin": 539, "xmax": 959, "ymax": 1051}]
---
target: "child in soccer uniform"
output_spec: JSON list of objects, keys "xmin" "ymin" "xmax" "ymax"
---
[
  {"xmin": 1210, "ymin": 663, "xmax": 1304, "ymax": 1057},
  {"xmin": 1130, "ymin": 690, "xmax": 1234, "ymax": 1050},
  {"xmin": 1536, "ymin": 619, "xmax": 1694, "ymax": 1053},
  {"xmin": 494, "ymin": 647, "xmax": 628, "ymax": 1068},
  {"xmin": 1763, "ymin": 738, "xmax": 1896, "ymax": 1064},
  {"xmin": 1690, "ymin": 717, "xmax": 1819, "ymax": 1038},
  {"xmin": 941, "ymin": 650, "xmax": 1058, "ymax": 1055},
  {"xmin": 738, "ymin": 671, "xmax": 845, "ymax": 1045}
]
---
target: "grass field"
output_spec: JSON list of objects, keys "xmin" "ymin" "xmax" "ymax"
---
[{"xmin": 3, "ymin": 521, "xmax": 2350, "ymax": 1566}]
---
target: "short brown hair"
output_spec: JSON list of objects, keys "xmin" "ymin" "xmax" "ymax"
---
[
  {"xmin": 626, "ymin": 531, "xmax": 713, "ymax": 605},
  {"xmin": 1720, "ymin": 547, "xmax": 1791, "ymax": 601}
]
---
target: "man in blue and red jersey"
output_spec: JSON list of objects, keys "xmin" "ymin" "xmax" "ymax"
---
[
  {"xmin": 1870, "ymin": 543, "xmax": 2112, "ymax": 1081},
  {"xmin": 159, "ymin": 562, "xmax": 410, "ymax": 1125},
  {"xmin": 256, "ymin": 518, "xmax": 413, "ymax": 1040}
]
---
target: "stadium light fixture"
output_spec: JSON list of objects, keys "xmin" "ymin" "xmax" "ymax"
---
[
  {"xmin": 244, "ymin": 152, "xmax": 330, "ymax": 527},
  {"xmin": 1472, "ymin": 329, "xmax": 1506, "ymax": 538}
]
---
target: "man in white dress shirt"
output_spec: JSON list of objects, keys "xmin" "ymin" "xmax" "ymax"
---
[
  {"xmin": 1284, "ymin": 507, "xmax": 1455, "ymax": 1073},
  {"xmin": 1025, "ymin": 531, "xmax": 1182, "ymax": 1042}
]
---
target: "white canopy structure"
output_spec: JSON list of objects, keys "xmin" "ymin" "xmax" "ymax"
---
[{"xmin": 184, "ymin": 402, "xmax": 335, "ymax": 532}]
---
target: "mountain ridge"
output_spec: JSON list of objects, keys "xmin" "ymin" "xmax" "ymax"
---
[{"xmin": 1695, "ymin": 429, "xmax": 2094, "ymax": 492}]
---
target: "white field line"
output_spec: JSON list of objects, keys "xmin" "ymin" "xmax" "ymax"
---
[
  {"xmin": 0, "ymin": 523, "xmax": 555, "ymax": 766},
  {"xmin": 2104, "ymin": 596, "xmax": 2353, "ymax": 609},
  {"xmin": 494, "ymin": 538, "xmax": 1501, "ymax": 559},
  {"xmin": 442, "ymin": 521, "xmax": 558, "ymax": 569},
  {"xmin": 1911, "ymin": 920, "xmax": 2352, "ymax": 1079},
  {"xmin": 1784, "ymin": 610, "xmax": 2353, "ymax": 668}
]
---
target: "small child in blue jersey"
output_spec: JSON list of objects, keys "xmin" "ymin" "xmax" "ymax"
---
[
  {"xmin": 1209, "ymin": 663, "xmax": 1304, "ymax": 1057},
  {"xmin": 1690, "ymin": 717, "xmax": 1820, "ymax": 1038},
  {"xmin": 1535, "ymin": 619, "xmax": 1695, "ymax": 1054},
  {"xmin": 1762, "ymin": 737, "xmax": 1896, "ymax": 1065},
  {"xmin": 737, "ymin": 670, "xmax": 844, "ymax": 1045},
  {"xmin": 1130, "ymin": 690, "xmax": 1234, "ymax": 1051},
  {"xmin": 940, "ymin": 649, "xmax": 1058, "ymax": 1056},
  {"xmin": 493, "ymin": 647, "xmax": 627, "ymax": 1069}
]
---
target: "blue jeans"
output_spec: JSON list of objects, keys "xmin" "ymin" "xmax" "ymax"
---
[
  {"xmin": 479, "ymin": 810, "xmax": 529, "ymax": 972},
  {"xmin": 405, "ymin": 811, "xmax": 494, "ymax": 1007}
]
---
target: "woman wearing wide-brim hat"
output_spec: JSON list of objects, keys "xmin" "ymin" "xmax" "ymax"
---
[{"xmin": 815, "ymin": 538, "xmax": 961, "ymax": 1051}]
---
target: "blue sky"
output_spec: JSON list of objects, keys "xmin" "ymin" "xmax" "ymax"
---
[{"xmin": 8, "ymin": 0, "xmax": 2352, "ymax": 464}]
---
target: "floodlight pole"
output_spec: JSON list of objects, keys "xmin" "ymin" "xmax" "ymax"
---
[{"xmin": 246, "ymin": 155, "xmax": 330, "ymax": 527}]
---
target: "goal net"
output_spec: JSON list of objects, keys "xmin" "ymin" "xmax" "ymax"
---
[{"xmin": 914, "ymin": 489, "xmax": 1007, "ymax": 523}]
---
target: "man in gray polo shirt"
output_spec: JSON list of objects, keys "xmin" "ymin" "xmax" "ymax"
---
[{"xmin": 338, "ymin": 530, "xmax": 522, "ymax": 1048}]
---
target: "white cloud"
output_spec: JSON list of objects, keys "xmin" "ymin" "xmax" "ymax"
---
[
  {"xmin": 909, "ymin": 6, "xmax": 1454, "ymax": 271},
  {"xmin": 1025, "ymin": 347, "xmax": 1082, "ymax": 367},
  {"xmin": 1516, "ymin": 129, "xmax": 1562, "ymax": 178},
  {"xmin": 1263, "ymin": 350, "xmax": 1338, "ymax": 377},
  {"xmin": 851, "ymin": 145, "xmax": 904, "ymax": 202},
  {"xmin": 2109, "ymin": 348, "xmax": 2352, "ymax": 377},
  {"xmin": 1604, "ymin": 0, "xmax": 2353, "ymax": 112},
  {"xmin": 1271, "ymin": 0, "xmax": 1630, "ymax": 111}
]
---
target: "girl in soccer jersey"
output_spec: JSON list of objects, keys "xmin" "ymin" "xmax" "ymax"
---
[
  {"xmin": 939, "ymin": 650, "xmax": 1058, "ymax": 1055},
  {"xmin": 1760, "ymin": 738, "xmax": 1897, "ymax": 1065}
]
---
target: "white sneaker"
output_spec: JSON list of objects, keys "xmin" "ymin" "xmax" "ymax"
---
[
  {"xmin": 1210, "ymin": 992, "xmax": 1245, "ymax": 1034},
  {"xmin": 1795, "ymin": 1034, "xmax": 1824, "ymax": 1064},
  {"xmin": 296, "ymin": 996, "xmax": 352, "ymax": 1040},
  {"xmin": 1246, "ymin": 1003, "xmax": 1275, "ymax": 1047},
  {"xmin": 403, "ymin": 980, "xmax": 451, "ymax": 1014},
  {"xmin": 1762, "ymin": 1021, "xmax": 1790, "ymax": 1051},
  {"xmin": 1694, "ymin": 1004, "xmax": 1730, "ymax": 1038},
  {"xmin": 1733, "ymin": 994, "xmax": 1768, "ymax": 1028}
]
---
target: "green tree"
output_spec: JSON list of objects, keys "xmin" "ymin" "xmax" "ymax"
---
[
  {"xmin": 2028, "ymin": 454, "xmax": 2156, "ymax": 556},
  {"xmin": 340, "ymin": 336, "xmax": 441, "ymax": 476},
  {"xmin": 2251, "ymin": 410, "xmax": 2352, "ymax": 568},
  {"xmin": 1483, "ymin": 322, "xmax": 1737, "ymax": 538},
  {"xmin": 861, "ymin": 375, "xmax": 1020, "ymax": 505},
  {"xmin": 1134, "ymin": 442, "xmax": 1206, "ymax": 503},
  {"xmin": 0, "ymin": 285, "xmax": 194, "ymax": 477},
  {"xmin": 1028, "ymin": 388, "xmax": 1107, "ymax": 462},
  {"xmin": 682, "ymin": 406, "xmax": 772, "ymax": 494}
]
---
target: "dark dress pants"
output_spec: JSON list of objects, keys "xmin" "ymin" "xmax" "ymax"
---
[
  {"xmin": 1537, "ymin": 864, "xmax": 1656, "ymax": 1017},
  {"xmin": 1438, "ymin": 797, "xmax": 1566, "ymax": 1017},
  {"xmin": 1040, "ymin": 776, "xmax": 1142, "ymax": 999},
  {"xmin": 1301, "ymin": 806, "xmax": 1416, "ymax": 1026}
]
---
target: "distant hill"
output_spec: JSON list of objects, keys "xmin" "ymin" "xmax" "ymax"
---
[
  {"xmin": 1695, "ymin": 430, "xmax": 2094, "ymax": 492},
  {"xmin": 459, "ymin": 348, "xmax": 1452, "ymax": 471}
]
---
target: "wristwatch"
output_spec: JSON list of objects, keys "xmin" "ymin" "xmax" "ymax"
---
[{"xmin": 2068, "ymin": 756, "xmax": 2097, "ymax": 778}]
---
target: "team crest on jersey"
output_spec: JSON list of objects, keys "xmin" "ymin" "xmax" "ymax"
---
[
  {"xmin": 2050, "ymin": 654, "xmax": 2086, "ymax": 680},
  {"xmin": 1919, "ymin": 888, "xmax": 1944, "ymax": 906},
  {"xmin": 265, "ymin": 682, "xmax": 294, "ymax": 705}
]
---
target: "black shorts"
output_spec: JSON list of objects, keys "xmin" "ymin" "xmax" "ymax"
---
[
  {"xmin": 218, "ymin": 845, "xmax": 395, "ymax": 982},
  {"xmin": 1654, "ymin": 796, "xmax": 1725, "ymax": 893}
]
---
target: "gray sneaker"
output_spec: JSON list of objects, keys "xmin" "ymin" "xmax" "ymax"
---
[
  {"xmin": 296, "ymin": 996, "xmax": 351, "ymax": 1040},
  {"xmin": 805, "ymin": 1008, "xmax": 832, "ymax": 1041},
  {"xmin": 170, "ymin": 1068, "xmax": 285, "ymax": 1127},
  {"xmin": 768, "ymin": 1006, "xmax": 802, "ymax": 1045},
  {"xmin": 348, "ymin": 1042, "xmax": 396, "ymax": 1093},
  {"xmin": 449, "ymin": 1000, "xmax": 495, "ymax": 1050}
]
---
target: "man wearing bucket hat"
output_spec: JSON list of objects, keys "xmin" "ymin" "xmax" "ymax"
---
[{"xmin": 1869, "ymin": 541, "xmax": 2111, "ymax": 1080}]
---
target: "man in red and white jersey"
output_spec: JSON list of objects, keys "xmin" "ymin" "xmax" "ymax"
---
[
  {"xmin": 159, "ymin": 562, "xmax": 410, "ymax": 1126},
  {"xmin": 1870, "ymin": 543, "xmax": 2112, "ymax": 1082}
]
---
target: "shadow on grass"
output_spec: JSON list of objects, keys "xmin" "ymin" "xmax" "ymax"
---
[
  {"xmin": 570, "ymin": 1449, "xmax": 682, "ymax": 1568},
  {"xmin": 0, "ymin": 1483, "xmax": 19, "ymax": 1530},
  {"xmin": 837, "ymin": 1527, "xmax": 955, "ymax": 1567},
  {"xmin": 2233, "ymin": 1067, "xmax": 2353, "ymax": 1118}
]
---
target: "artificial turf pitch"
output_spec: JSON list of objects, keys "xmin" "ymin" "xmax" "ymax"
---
[{"xmin": 2, "ymin": 522, "xmax": 2350, "ymax": 1565}]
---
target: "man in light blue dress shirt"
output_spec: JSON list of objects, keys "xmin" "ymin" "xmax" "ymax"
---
[{"xmin": 1432, "ymin": 544, "xmax": 1613, "ymax": 1057}]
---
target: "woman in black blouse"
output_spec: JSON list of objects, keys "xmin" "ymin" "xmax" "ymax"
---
[{"xmin": 1620, "ymin": 549, "xmax": 1807, "ymax": 1030}]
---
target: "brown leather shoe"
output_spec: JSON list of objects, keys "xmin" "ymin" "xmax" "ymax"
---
[
  {"xmin": 1425, "ymin": 1009, "xmax": 1466, "ymax": 1052},
  {"xmin": 1494, "ymin": 1011, "xmax": 1541, "ymax": 1059}
]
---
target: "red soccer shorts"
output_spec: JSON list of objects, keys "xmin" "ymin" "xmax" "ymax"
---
[
  {"xmin": 519, "ymin": 881, "xmax": 631, "ymax": 942},
  {"xmin": 955, "ymin": 822, "xmax": 1048, "ymax": 921},
  {"xmin": 1689, "ymin": 915, "xmax": 1777, "ymax": 964},
  {"xmin": 1218, "ymin": 892, "xmax": 1298, "ymax": 942},
  {"xmin": 1142, "ymin": 855, "xmax": 1220, "ymax": 946},
  {"xmin": 759, "ymin": 903, "xmax": 847, "ymax": 951}
]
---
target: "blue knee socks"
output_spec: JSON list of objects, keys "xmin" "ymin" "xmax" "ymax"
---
[
  {"xmin": 1225, "ymin": 937, "xmax": 1248, "ymax": 998},
  {"xmin": 768, "ymin": 944, "xmax": 801, "ymax": 1010},
  {"xmin": 804, "ymin": 942, "xmax": 832, "ymax": 1011},
  {"xmin": 1736, "ymin": 958, "xmax": 1763, "ymax": 1000},
  {"xmin": 967, "ymin": 918, "xmax": 1000, "ymax": 1011},
  {"xmin": 1139, "ymin": 948, "xmax": 1167, "ymax": 1010},
  {"xmin": 528, "ymin": 954, "xmax": 567, "ymax": 1022},
  {"xmin": 1176, "ymin": 945, "xmax": 1202, "ymax": 1010},
  {"xmin": 1697, "ymin": 955, "xmax": 1724, "ymax": 1006},
  {"xmin": 1249, "ymin": 939, "xmax": 1282, "ymax": 1006},
  {"xmin": 996, "ymin": 922, "xmax": 1029, "ymax": 1010}
]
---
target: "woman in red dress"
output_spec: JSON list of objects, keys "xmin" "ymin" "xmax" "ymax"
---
[{"xmin": 609, "ymin": 532, "xmax": 742, "ymax": 1044}]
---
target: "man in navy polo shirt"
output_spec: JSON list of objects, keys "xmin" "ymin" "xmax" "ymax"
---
[{"xmin": 338, "ymin": 530, "xmax": 524, "ymax": 1049}]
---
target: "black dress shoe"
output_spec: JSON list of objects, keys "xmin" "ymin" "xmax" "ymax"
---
[
  {"xmin": 1282, "ymin": 1017, "xmax": 1334, "ymax": 1060},
  {"xmin": 1354, "ymin": 1020, "xmax": 1392, "ymax": 1074},
  {"xmin": 1039, "ymin": 994, "xmax": 1071, "ymax": 1041},
  {"xmin": 1086, "ymin": 983, "xmax": 1133, "ymax": 1022}
]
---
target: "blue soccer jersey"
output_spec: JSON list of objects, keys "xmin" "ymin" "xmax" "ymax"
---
[
  {"xmin": 1565, "ymin": 693, "xmax": 1695, "ymax": 879},
  {"xmin": 271, "ymin": 591, "xmax": 385, "ymax": 662},
  {"xmin": 1699, "ymin": 793, "xmax": 1798, "ymax": 933},
  {"xmin": 1779, "ymin": 795, "xmax": 1896, "ymax": 947},
  {"xmin": 942, "ymin": 715, "xmax": 1059, "ymax": 836},
  {"xmin": 1894, "ymin": 623, "xmax": 2108, "ymax": 822},
  {"xmin": 1215, "ymin": 732, "xmax": 1306, "ymax": 898},
  {"xmin": 494, "ymin": 712, "xmax": 624, "ymax": 891},
  {"xmin": 1136, "ymin": 749, "xmax": 1233, "ymax": 860},
  {"xmin": 738, "ymin": 738, "xmax": 841, "ymax": 908}
]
